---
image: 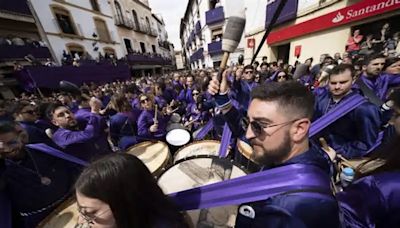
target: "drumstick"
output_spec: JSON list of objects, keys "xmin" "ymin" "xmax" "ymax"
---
[
  {"xmin": 185, "ymin": 117, "xmax": 200, "ymax": 127},
  {"xmin": 319, "ymin": 138, "xmax": 330, "ymax": 151},
  {"xmin": 336, "ymin": 154, "xmax": 357, "ymax": 169},
  {"xmin": 154, "ymin": 104, "xmax": 158, "ymax": 124}
]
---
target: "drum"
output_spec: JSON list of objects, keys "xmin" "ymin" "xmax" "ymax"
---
[
  {"xmin": 37, "ymin": 198, "xmax": 78, "ymax": 228},
  {"xmin": 166, "ymin": 128, "xmax": 191, "ymax": 147},
  {"xmin": 126, "ymin": 141, "xmax": 171, "ymax": 177},
  {"xmin": 170, "ymin": 113, "xmax": 182, "ymax": 123},
  {"xmin": 173, "ymin": 140, "xmax": 221, "ymax": 164},
  {"xmin": 158, "ymin": 156, "xmax": 247, "ymax": 228},
  {"xmin": 236, "ymin": 139, "xmax": 262, "ymax": 173}
]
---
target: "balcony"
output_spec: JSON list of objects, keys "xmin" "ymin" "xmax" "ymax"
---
[
  {"xmin": 190, "ymin": 48, "xmax": 204, "ymax": 63},
  {"xmin": 0, "ymin": 0, "xmax": 32, "ymax": 16},
  {"xmin": 206, "ymin": 7, "xmax": 224, "ymax": 26},
  {"xmin": 208, "ymin": 40, "xmax": 222, "ymax": 55},
  {"xmin": 0, "ymin": 45, "xmax": 51, "ymax": 60},
  {"xmin": 133, "ymin": 22, "xmax": 158, "ymax": 37},
  {"xmin": 115, "ymin": 17, "xmax": 134, "ymax": 29},
  {"xmin": 127, "ymin": 53, "xmax": 172, "ymax": 65}
]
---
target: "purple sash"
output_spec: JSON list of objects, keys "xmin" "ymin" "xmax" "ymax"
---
[
  {"xmin": 218, "ymin": 123, "xmax": 232, "ymax": 157},
  {"xmin": 194, "ymin": 119, "xmax": 214, "ymax": 140},
  {"xmin": 310, "ymin": 95, "xmax": 367, "ymax": 137},
  {"xmin": 26, "ymin": 143, "xmax": 89, "ymax": 166},
  {"xmin": 169, "ymin": 164, "xmax": 331, "ymax": 210}
]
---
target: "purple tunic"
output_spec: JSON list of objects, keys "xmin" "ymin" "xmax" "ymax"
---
[{"xmin": 337, "ymin": 172, "xmax": 400, "ymax": 227}]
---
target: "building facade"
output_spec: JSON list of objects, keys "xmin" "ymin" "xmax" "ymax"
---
[
  {"xmin": 110, "ymin": 0, "xmax": 174, "ymax": 76},
  {"xmin": 244, "ymin": 0, "xmax": 400, "ymax": 65},
  {"xmin": 180, "ymin": 0, "xmax": 246, "ymax": 70},
  {"xmin": 29, "ymin": 0, "xmax": 124, "ymax": 64},
  {"xmin": 0, "ymin": 0, "xmax": 52, "ymax": 98},
  {"xmin": 175, "ymin": 50, "xmax": 185, "ymax": 70}
]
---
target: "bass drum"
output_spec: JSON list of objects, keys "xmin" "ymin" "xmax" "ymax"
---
[
  {"xmin": 236, "ymin": 139, "xmax": 263, "ymax": 173},
  {"xmin": 173, "ymin": 140, "xmax": 222, "ymax": 164},
  {"xmin": 158, "ymin": 156, "xmax": 247, "ymax": 228},
  {"xmin": 126, "ymin": 140, "xmax": 171, "ymax": 178},
  {"xmin": 37, "ymin": 198, "xmax": 78, "ymax": 228}
]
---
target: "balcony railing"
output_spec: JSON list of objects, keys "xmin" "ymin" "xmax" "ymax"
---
[
  {"xmin": 115, "ymin": 17, "xmax": 134, "ymax": 29},
  {"xmin": 133, "ymin": 22, "xmax": 158, "ymax": 37},
  {"xmin": 208, "ymin": 40, "xmax": 222, "ymax": 55},
  {"xmin": 127, "ymin": 53, "xmax": 172, "ymax": 65},
  {"xmin": 206, "ymin": 7, "xmax": 224, "ymax": 25},
  {"xmin": 190, "ymin": 48, "xmax": 204, "ymax": 63},
  {"xmin": 0, "ymin": 45, "xmax": 51, "ymax": 60}
]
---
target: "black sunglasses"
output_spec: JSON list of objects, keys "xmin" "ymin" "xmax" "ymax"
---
[
  {"xmin": 140, "ymin": 98, "xmax": 149, "ymax": 103},
  {"xmin": 249, "ymin": 119, "xmax": 299, "ymax": 137},
  {"xmin": 244, "ymin": 71, "xmax": 253, "ymax": 74}
]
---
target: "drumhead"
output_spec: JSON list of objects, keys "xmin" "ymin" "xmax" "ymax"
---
[
  {"xmin": 37, "ymin": 198, "xmax": 78, "ymax": 228},
  {"xmin": 166, "ymin": 129, "xmax": 191, "ymax": 146},
  {"xmin": 126, "ymin": 141, "xmax": 170, "ymax": 174},
  {"xmin": 173, "ymin": 140, "xmax": 221, "ymax": 163}
]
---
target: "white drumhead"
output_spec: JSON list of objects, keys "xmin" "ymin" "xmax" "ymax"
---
[
  {"xmin": 173, "ymin": 140, "xmax": 221, "ymax": 163},
  {"xmin": 166, "ymin": 129, "xmax": 191, "ymax": 146},
  {"xmin": 126, "ymin": 141, "xmax": 170, "ymax": 174}
]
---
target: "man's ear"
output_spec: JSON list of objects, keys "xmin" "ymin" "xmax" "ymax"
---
[{"xmin": 291, "ymin": 118, "xmax": 311, "ymax": 143}]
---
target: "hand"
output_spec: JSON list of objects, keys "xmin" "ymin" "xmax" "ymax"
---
[
  {"xmin": 149, "ymin": 123, "xmax": 158, "ymax": 133},
  {"xmin": 235, "ymin": 67, "xmax": 243, "ymax": 81},
  {"xmin": 207, "ymin": 69, "xmax": 229, "ymax": 95},
  {"xmin": 319, "ymin": 138, "xmax": 336, "ymax": 161},
  {"xmin": 89, "ymin": 97, "xmax": 102, "ymax": 113}
]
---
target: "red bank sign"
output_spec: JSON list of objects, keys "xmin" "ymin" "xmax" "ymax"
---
[{"xmin": 267, "ymin": 0, "xmax": 400, "ymax": 45}]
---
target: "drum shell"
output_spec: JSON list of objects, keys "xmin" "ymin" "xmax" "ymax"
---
[
  {"xmin": 235, "ymin": 139, "xmax": 263, "ymax": 173},
  {"xmin": 173, "ymin": 140, "xmax": 221, "ymax": 164}
]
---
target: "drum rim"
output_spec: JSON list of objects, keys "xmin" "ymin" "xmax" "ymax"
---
[
  {"xmin": 173, "ymin": 139, "xmax": 222, "ymax": 164},
  {"xmin": 165, "ymin": 128, "xmax": 191, "ymax": 146},
  {"xmin": 37, "ymin": 196, "xmax": 76, "ymax": 228},
  {"xmin": 157, "ymin": 155, "xmax": 249, "ymax": 181},
  {"xmin": 236, "ymin": 139, "xmax": 257, "ymax": 162},
  {"xmin": 126, "ymin": 140, "xmax": 170, "ymax": 153}
]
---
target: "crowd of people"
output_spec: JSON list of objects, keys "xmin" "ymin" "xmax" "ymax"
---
[{"xmin": 0, "ymin": 45, "xmax": 400, "ymax": 227}]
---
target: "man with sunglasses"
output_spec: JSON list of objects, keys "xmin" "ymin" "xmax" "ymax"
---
[
  {"xmin": 0, "ymin": 121, "xmax": 74, "ymax": 228},
  {"xmin": 232, "ymin": 65, "xmax": 258, "ymax": 114},
  {"xmin": 50, "ymin": 97, "xmax": 111, "ymax": 161},
  {"xmin": 208, "ymin": 72, "xmax": 339, "ymax": 227}
]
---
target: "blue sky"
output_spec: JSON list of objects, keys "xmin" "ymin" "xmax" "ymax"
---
[{"xmin": 149, "ymin": 0, "xmax": 188, "ymax": 51}]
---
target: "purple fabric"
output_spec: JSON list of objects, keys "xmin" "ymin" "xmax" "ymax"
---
[
  {"xmin": 265, "ymin": 0, "xmax": 297, "ymax": 29},
  {"xmin": 194, "ymin": 119, "xmax": 214, "ymax": 140},
  {"xmin": 309, "ymin": 95, "xmax": 367, "ymax": 137},
  {"xmin": 357, "ymin": 73, "xmax": 400, "ymax": 101},
  {"xmin": 218, "ymin": 123, "xmax": 232, "ymax": 158},
  {"xmin": 337, "ymin": 172, "xmax": 400, "ymax": 227},
  {"xmin": 15, "ymin": 65, "xmax": 130, "ymax": 89},
  {"xmin": 0, "ymin": 45, "xmax": 51, "ymax": 60},
  {"xmin": 137, "ymin": 110, "xmax": 169, "ymax": 139},
  {"xmin": 0, "ymin": 0, "xmax": 31, "ymax": 15},
  {"xmin": 26, "ymin": 143, "xmax": 88, "ymax": 166},
  {"xmin": 169, "ymin": 163, "xmax": 331, "ymax": 210},
  {"xmin": 0, "ymin": 190, "xmax": 12, "ymax": 228}
]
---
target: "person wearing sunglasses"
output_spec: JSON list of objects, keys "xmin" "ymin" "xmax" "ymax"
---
[
  {"xmin": 208, "ymin": 71, "xmax": 339, "ymax": 228},
  {"xmin": 75, "ymin": 153, "xmax": 188, "ymax": 228},
  {"xmin": 233, "ymin": 65, "xmax": 258, "ymax": 114},
  {"xmin": 313, "ymin": 64, "xmax": 381, "ymax": 159},
  {"xmin": 0, "ymin": 121, "xmax": 75, "ymax": 228},
  {"xmin": 50, "ymin": 98, "xmax": 112, "ymax": 161}
]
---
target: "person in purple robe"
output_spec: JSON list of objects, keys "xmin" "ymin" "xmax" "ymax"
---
[
  {"xmin": 137, "ymin": 94, "xmax": 171, "ymax": 139},
  {"xmin": 356, "ymin": 54, "xmax": 400, "ymax": 101},
  {"xmin": 154, "ymin": 81, "xmax": 168, "ymax": 109},
  {"xmin": 314, "ymin": 64, "xmax": 382, "ymax": 159},
  {"xmin": 232, "ymin": 65, "xmax": 258, "ymax": 113},
  {"xmin": 177, "ymin": 75, "xmax": 196, "ymax": 104},
  {"xmin": 50, "ymin": 98, "xmax": 112, "ymax": 161},
  {"xmin": 337, "ymin": 88, "xmax": 400, "ymax": 228}
]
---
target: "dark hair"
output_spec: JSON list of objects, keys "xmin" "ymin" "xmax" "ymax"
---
[
  {"xmin": 251, "ymin": 81, "xmax": 314, "ymax": 119},
  {"xmin": 305, "ymin": 57, "xmax": 313, "ymax": 63},
  {"xmin": 363, "ymin": 53, "xmax": 386, "ymax": 66},
  {"xmin": 154, "ymin": 81, "xmax": 166, "ymax": 92},
  {"xmin": 110, "ymin": 94, "xmax": 131, "ymax": 113},
  {"xmin": 75, "ymin": 153, "xmax": 186, "ymax": 228},
  {"xmin": 244, "ymin": 65, "xmax": 254, "ymax": 71},
  {"xmin": 260, "ymin": 62, "xmax": 269, "ymax": 68},
  {"xmin": 383, "ymin": 57, "xmax": 400, "ymax": 71},
  {"xmin": 329, "ymin": 64, "xmax": 355, "ymax": 79},
  {"xmin": 123, "ymin": 84, "xmax": 139, "ymax": 95},
  {"xmin": 270, "ymin": 61, "xmax": 278, "ymax": 67},
  {"xmin": 13, "ymin": 100, "xmax": 32, "ymax": 114},
  {"xmin": 46, "ymin": 103, "xmax": 66, "ymax": 120},
  {"xmin": 0, "ymin": 121, "xmax": 17, "ymax": 134},
  {"xmin": 253, "ymin": 61, "xmax": 260, "ymax": 66}
]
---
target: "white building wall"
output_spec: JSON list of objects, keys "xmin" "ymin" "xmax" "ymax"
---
[{"xmin": 30, "ymin": 0, "xmax": 123, "ymax": 63}]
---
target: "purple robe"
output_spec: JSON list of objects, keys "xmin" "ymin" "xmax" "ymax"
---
[
  {"xmin": 356, "ymin": 73, "xmax": 400, "ymax": 101},
  {"xmin": 337, "ymin": 172, "xmax": 400, "ymax": 227},
  {"xmin": 52, "ymin": 113, "xmax": 111, "ymax": 161},
  {"xmin": 137, "ymin": 109, "xmax": 170, "ymax": 139}
]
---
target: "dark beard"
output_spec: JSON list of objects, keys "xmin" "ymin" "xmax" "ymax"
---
[{"xmin": 253, "ymin": 132, "xmax": 292, "ymax": 167}]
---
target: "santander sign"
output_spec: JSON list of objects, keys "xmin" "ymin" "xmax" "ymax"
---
[{"xmin": 268, "ymin": 0, "xmax": 400, "ymax": 45}]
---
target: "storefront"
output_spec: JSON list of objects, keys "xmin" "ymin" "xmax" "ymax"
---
[{"xmin": 266, "ymin": 0, "xmax": 400, "ymax": 64}]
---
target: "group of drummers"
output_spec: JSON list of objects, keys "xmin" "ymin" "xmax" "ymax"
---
[{"xmin": 0, "ymin": 52, "xmax": 399, "ymax": 227}]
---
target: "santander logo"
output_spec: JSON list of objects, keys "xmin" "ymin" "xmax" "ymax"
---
[{"xmin": 332, "ymin": 12, "xmax": 345, "ymax": 23}]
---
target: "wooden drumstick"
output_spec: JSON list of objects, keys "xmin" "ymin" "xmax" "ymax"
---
[
  {"xmin": 154, "ymin": 104, "xmax": 158, "ymax": 124},
  {"xmin": 336, "ymin": 154, "xmax": 357, "ymax": 169},
  {"xmin": 319, "ymin": 137, "xmax": 330, "ymax": 151}
]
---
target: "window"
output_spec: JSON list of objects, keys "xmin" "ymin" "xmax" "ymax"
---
[
  {"xmin": 90, "ymin": 0, "xmax": 100, "ymax": 12},
  {"xmin": 211, "ymin": 28, "xmax": 223, "ymax": 41},
  {"xmin": 104, "ymin": 47, "xmax": 116, "ymax": 56},
  {"xmin": 124, "ymin": 38, "xmax": 133, "ymax": 53},
  {"xmin": 66, "ymin": 43, "xmax": 85, "ymax": 57},
  {"xmin": 132, "ymin": 10, "xmax": 139, "ymax": 30},
  {"xmin": 114, "ymin": 1, "xmax": 124, "ymax": 23},
  {"xmin": 145, "ymin": 17, "xmax": 151, "ymax": 32},
  {"xmin": 52, "ymin": 6, "xmax": 77, "ymax": 35},
  {"xmin": 140, "ymin": 42, "xmax": 146, "ymax": 53},
  {"xmin": 152, "ymin": 45, "xmax": 156, "ymax": 53},
  {"xmin": 94, "ymin": 18, "xmax": 111, "ymax": 42}
]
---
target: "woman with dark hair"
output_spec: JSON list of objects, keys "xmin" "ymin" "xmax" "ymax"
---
[
  {"xmin": 383, "ymin": 57, "xmax": 400, "ymax": 75},
  {"xmin": 337, "ymin": 88, "xmax": 400, "ymax": 227},
  {"xmin": 75, "ymin": 153, "xmax": 188, "ymax": 228}
]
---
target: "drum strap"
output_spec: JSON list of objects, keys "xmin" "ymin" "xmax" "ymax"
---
[
  {"xmin": 309, "ymin": 95, "xmax": 367, "ymax": 137},
  {"xmin": 169, "ymin": 164, "xmax": 332, "ymax": 210},
  {"xmin": 194, "ymin": 119, "xmax": 214, "ymax": 140},
  {"xmin": 26, "ymin": 143, "xmax": 88, "ymax": 166}
]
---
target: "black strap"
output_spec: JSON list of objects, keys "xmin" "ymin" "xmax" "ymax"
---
[{"xmin": 355, "ymin": 78, "xmax": 384, "ymax": 106}]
